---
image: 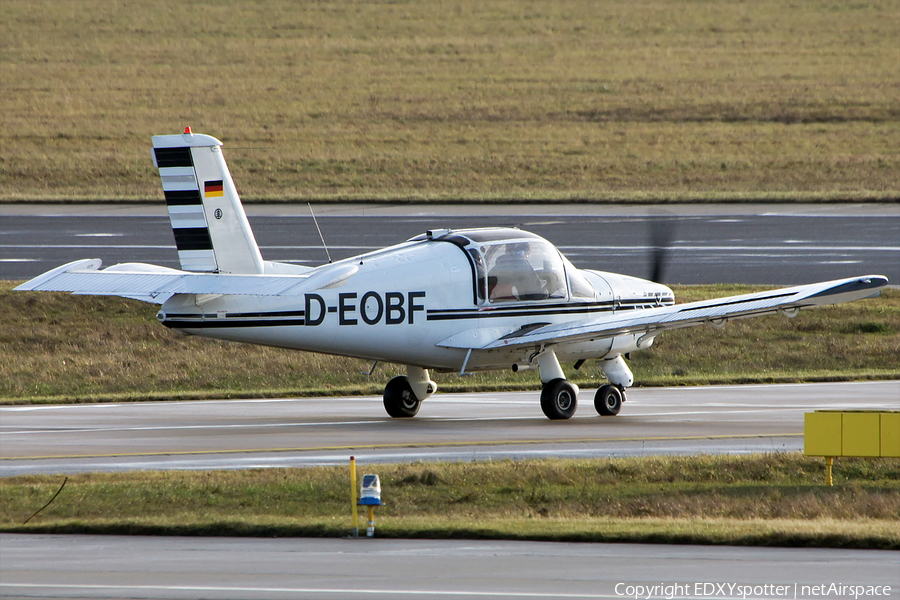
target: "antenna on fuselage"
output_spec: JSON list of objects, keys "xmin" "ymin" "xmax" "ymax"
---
[{"xmin": 308, "ymin": 203, "xmax": 333, "ymax": 264}]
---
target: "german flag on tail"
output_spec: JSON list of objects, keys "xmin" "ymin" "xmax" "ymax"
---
[{"xmin": 204, "ymin": 180, "xmax": 224, "ymax": 197}]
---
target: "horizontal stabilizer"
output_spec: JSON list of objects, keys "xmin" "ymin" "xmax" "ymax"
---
[{"xmin": 14, "ymin": 259, "xmax": 358, "ymax": 304}]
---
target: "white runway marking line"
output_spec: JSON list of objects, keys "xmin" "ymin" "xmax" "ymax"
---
[
  {"xmin": 0, "ymin": 583, "xmax": 619, "ymax": 598},
  {"xmin": 0, "ymin": 407, "xmax": 817, "ymax": 437},
  {"xmin": 0, "ymin": 243, "xmax": 174, "ymax": 249},
  {"xmin": 0, "ymin": 420, "xmax": 388, "ymax": 436},
  {"xmin": 558, "ymin": 244, "xmax": 900, "ymax": 252},
  {"xmin": 0, "ymin": 396, "xmax": 387, "ymax": 411}
]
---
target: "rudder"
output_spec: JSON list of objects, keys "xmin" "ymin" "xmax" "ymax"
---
[{"xmin": 151, "ymin": 128, "xmax": 264, "ymax": 274}]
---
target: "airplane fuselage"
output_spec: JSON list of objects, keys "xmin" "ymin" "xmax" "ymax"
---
[{"xmin": 157, "ymin": 228, "xmax": 674, "ymax": 373}]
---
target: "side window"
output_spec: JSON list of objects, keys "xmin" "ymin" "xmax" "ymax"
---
[{"xmin": 568, "ymin": 268, "xmax": 596, "ymax": 300}]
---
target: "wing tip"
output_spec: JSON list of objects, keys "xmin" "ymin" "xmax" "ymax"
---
[
  {"xmin": 860, "ymin": 275, "xmax": 889, "ymax": 287},
  {"xmin": 13, "ymin": 259, "xmax": 102, "ymax": 292}
]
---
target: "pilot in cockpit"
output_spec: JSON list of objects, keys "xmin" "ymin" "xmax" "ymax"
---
[{"xmin": 487, "ymin": 242, "xmax": 547, "ymax": 301}]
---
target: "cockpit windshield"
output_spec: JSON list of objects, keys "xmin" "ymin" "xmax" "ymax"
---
[{"xmin": 481, "ymin": 239, "xmax": 567, "ymax": 302}]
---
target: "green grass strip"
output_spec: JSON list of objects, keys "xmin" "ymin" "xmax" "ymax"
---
[{"xmin": 2, "ymin": 454, "xmax": 898, "ymax": 549}]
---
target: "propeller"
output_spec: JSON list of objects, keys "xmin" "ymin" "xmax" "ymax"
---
[{"xmin": 648, "ymin": 213, "xmax": 675, "ymax": 284}]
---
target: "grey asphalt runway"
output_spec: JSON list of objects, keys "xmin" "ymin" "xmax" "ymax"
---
[
  {"xmin": 2, "ymin": 381, "xmax": 897, "ymax": 476},
  {"xmin": 2, "ymin": 202, "xmax": 897, "ymax": 284},
  {"xmin": 1, "ymin": 535, "xmax": 898, "ymax": 600},
  {"xmin": 3, "ymin": 383, "xmax": 897, "ymax": 598}
]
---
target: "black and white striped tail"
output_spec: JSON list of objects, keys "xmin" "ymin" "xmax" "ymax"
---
[{"xmin": 151, "ymin": 129, "xmax": 263, "ymax": 274}]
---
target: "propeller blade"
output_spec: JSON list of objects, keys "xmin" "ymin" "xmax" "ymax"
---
[{"xmin": 648, "ymin": 214, "xmax": 675, "ymax": 283}]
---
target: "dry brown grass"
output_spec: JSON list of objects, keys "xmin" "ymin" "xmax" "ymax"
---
[{"xmin": 1, "ymin": 0, "xmax": 898, "ymax": 201}]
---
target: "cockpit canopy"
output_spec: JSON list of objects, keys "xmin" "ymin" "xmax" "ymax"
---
[
  {"xmin": 414, "ymin": 228, "xmax": 597, "ymax": 304},
  {"xmin": 480, "ymin": 237, "xmax": 566, "ymax": 302}
]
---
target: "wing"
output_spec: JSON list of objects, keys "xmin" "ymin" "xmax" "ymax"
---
[
  {"xmin": 14, "ymin": 259, "xmax": 358, "ymax": 304},
  {"xmin": 439, "ymin": 275, "xmax": 889, "ymax": 351}
]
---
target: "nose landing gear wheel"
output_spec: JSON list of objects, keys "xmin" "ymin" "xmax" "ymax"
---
[
  {"xmin": 383, "ymin": 376, "xmax": 421, "ymax": 418},
  {"xmin": 540, "ymin": 378, "xmax": 578, "ymax": 420},
  {"xmin": 594, "ymin": 384, "xmax": 623, "ymax": 416}
]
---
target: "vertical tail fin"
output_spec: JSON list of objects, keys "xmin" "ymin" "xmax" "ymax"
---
[{"xmin": 151, "ymin": 129, "xmax": 264, "ymax": 274}]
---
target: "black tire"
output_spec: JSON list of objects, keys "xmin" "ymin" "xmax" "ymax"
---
[
  {"xmin": 594, "ymin": 384, "xmax": 622, "ymax": 416},
  {"xmin": 383, "ymin": 376, "xmax": 421, "ymax": 418},
  {"xmin": 540, "ymin": 378, "xmax": 578, "ymax": 420}
]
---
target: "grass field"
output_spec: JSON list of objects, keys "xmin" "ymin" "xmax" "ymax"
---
[
  {"xmin": 2, "ymin": 282, "xmax": 897, "ymax": 402},
  {"xmin": 2, "ymin": 0, "xmax": 898, "ymax": 201},
  {"xmin": 3, "ymin": 455, "xmax": 898, "ymax": 548}
]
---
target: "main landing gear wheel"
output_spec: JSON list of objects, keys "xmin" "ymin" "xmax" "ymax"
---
[
  {"xmin": 594, "ymin": 384, "xmax": 623, "ymax": 416},
  {"xmin": 540, "ymin": 378, "xmax": 578, "ymax": 420},
  {"xmin": 383, "ymin": 376, "xmax": 421, "ymax": 418}
]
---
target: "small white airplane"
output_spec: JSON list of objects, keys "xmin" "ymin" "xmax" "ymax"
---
[{"xmin": 16, "ymin": 129, "xmax": 889, "ymax": 420}]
